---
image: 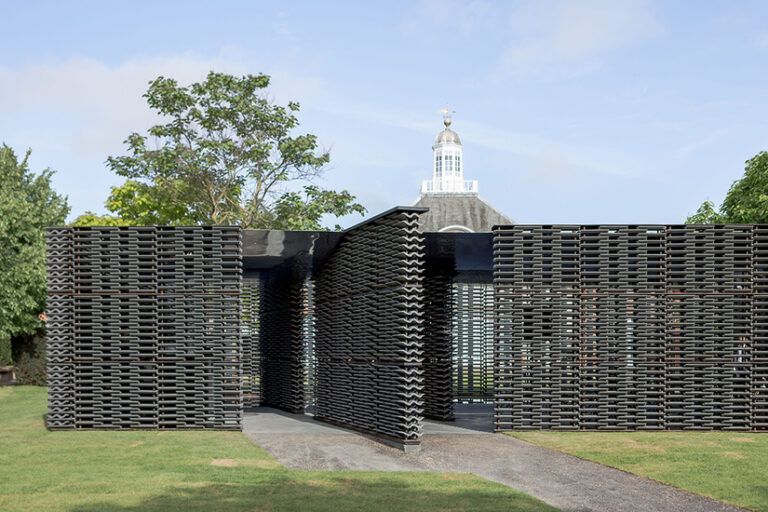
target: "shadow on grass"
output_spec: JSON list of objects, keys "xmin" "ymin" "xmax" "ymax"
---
[{"xmin": 68, "ymin": 478, "xmax": 558, "ymax": 512}]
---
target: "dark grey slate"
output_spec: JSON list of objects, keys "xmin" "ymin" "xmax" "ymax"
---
[{"xmin": 413, "ymin": 193, "xmax": 513, "ymax": 232}]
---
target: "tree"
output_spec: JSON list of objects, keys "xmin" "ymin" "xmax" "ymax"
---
[
  {"xmin": 0, "ymin": 144, "xmax": 70, "ymax": 367},
  {"xmin": 687, "ymin": 151, "xmax": 768, "ymax": 223},
  {"xmin": 73, "ymin": 71, "xmax": 365, "ymax": 228},
  {"xmin": 268, "ymin": 185, "xmax": 365, "ymax": 230},
  {"xmin": 685, "ymin": 200, "xmax": 724, "ymax": 224}
]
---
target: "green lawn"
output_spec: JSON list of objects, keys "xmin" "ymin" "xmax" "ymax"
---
[
  {"xmin": 0, "ymin": 387, "xmax": 557, "ymax": 512},
  {"xmin": 509, "ymin": 431, "xmax": 768, "ymax": 512}
]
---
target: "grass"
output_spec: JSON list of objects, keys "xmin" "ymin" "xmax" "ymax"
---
[
  {"xmin": 509, "ymin": 430, "xmax": 768, "ymax": 512},
  {"xmin": 0, "ymin": 387, "xmax": 558, "ymax": 512}
]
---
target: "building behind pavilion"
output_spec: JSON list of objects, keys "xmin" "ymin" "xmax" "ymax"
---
[{"xmin": 413, "ymin": 111, "xmax": 513, "ymax": 232}]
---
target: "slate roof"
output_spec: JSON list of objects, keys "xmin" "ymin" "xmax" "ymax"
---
[{"xmin": 412, "ymin": 193, "xmax": 514, "ymax": 232}]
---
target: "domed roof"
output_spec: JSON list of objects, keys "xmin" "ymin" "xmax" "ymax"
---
[{"xmin": 435, "ymin": 127, "xmax": 462, "ymax": 146}]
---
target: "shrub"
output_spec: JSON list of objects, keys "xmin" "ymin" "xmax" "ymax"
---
[
  {"xmin": 0, "ymin": 337, "xmax": 11, "ymax": 366},
  {"xmin": 11, "ymin": 333, "xmax": 46, "ymax": 385}
]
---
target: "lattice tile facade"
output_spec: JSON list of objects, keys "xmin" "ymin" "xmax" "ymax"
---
[
  {"xmin": 313, "ymin": 209, "xmax": 426, "ymax": 445},
  {"xmin": 242, "ymin": 278, "xmax": 260, "ymax": 407},
  {"xmin": 453, "ymin": 283, "xmax": 495, "ymax": 404},
  {"xmin": 46, "ymin": 226, "xmax": 242, "ymax": 430},
  {"xmin": 422, "ymin": 259, "xmax": 454, "ymax": 420},
  {"xmin": 494, "ymin": 225, "xmax": 768, "ymax": 431},
  {"xmin": 258, "ymin": 265, "xmax": 306, "ymax": 414}
]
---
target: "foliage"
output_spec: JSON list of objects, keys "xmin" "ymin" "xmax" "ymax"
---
[
  {"xmin": 687, "ymin": 151, "xmax": 768, "ymax": 223},
  {"xmin": 685, "ymin": 200, "xmax": 724, "ymax": 224},
  {"xmin": 71, "ymin": 212, "xmax": 133, "ymax": 227},
  {"xmin": 0, "ymin": 387, "xmax": 556, "ymax": 512},
  {"xmin": 74, "ymin": 71, "xmax": 364, "ymax": 229},
  {"xmin": 719, "ymin": 151, "xmax": 768, "ymax": 223},
  {"xmin": 106, "ymin": 179, "xmax": 201, "ymax": 225},
  {"xmin": 72, "ymin": 179, "xmax": 200, "ymax": 226},
  {"xmin": 510, "ymin": 431, "xmax": 768, "ymax": 512},
  {"xmin": 11, "ymin": 334, "xmax": 46, "ymax": 385},
  {"xmin": 269, "ymin": 185, "xmax": 365, "ymax": 230},
  {"xmin": 0, "ymin": 144, "xmax": 69, "ymax": 343}
]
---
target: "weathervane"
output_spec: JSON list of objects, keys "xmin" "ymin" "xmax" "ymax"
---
[{"xmin": 439, "ymin": 104, "xmax": 455, "ymax": 128}]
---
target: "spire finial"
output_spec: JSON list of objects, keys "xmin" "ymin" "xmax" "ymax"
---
[{"xmin": 439, "ymin": 105, "xmax": 455, "ymax": 128}]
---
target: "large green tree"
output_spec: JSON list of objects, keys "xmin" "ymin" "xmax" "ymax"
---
[
  {"xmin": 73, "ymin": 71, "xmax": 364, "ymax": 229},
  {"xmin": 687, "ymin": 151, "xmax": 768, "ymax": 223},
  {"xmin": 0, "ymin": 145, "xmax": 70, "ymax": 366}
]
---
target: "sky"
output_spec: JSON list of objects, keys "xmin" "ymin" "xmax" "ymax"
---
[{"xmin": 2, "ymin": 0, "xmax": 768, "ymax": 227}]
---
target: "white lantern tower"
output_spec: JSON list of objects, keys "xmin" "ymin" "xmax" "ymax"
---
[{"xmin": 421, "ymin": 110, "xmax": 477, "ymax": 195}]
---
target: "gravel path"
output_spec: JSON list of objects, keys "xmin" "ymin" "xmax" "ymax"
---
[{"xmin": 244, "ymin": 408, "xmax": 747, "ymax": 512}]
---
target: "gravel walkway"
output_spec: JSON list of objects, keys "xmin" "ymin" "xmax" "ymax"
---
[{"xmin": 243, "ymin": 408, "xmax": 747, "ymax": 512}]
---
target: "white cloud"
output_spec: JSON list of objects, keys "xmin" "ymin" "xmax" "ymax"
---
[
  {"xmin": 0, "ymin": 42, "xmax": 657, "ymax": 221},
  {"xmin": 0, "ymin": 53, "xmax": 248, "ymax": 158},
  {"xmin": 0, "ymin": 51, "xmax": 335, "ymax": 222},
  {"xmin": 307, "ymin": 96, "xmax": 649, "ymax": 180},
  {"xmin": 675, "ymin": 129, "xmax": 728, "ymax": 160},
  {"xmin": 400, "ymin": 0, "xmax": 495, "ymax": 37},
  {"xmin": 493, "ymin": 0, "xmax": 661, "ymax": 80},
  {"xmin": 460, "ymin": 119, "xmax": 647, "ymax": 178},
  {"xmin": 0, "ymin": 50, "xmax": 332, "ymax": 163},
  {"xmin": 757, "ymin": 32, "xmax": 768, "ymax": 49},
  {"xmin": 401, "ymin": 0, "xmax": 660, "ymax": 80}
]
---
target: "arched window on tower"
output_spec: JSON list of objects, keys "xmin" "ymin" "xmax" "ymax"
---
[
  {"xmin": 436, "ymin": 154, "xmax": 442, "ymax": 176},
  {"xmin": 446, "ymin": 152, "xmax": 453, "ymax": 173},
  {"xmin": 455, "ymin": 155, "xmax": 461, "ymax": 175}
]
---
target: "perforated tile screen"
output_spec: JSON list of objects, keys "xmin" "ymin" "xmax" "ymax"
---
[
  {"xmin": 46, "ymin": 226, "xmax": 242, "ymax": 430},
  {"xmin": 494, "ymin": 225, "xmax": 768, "ymax": 431},
  {"xmin": 313, "ymin": 209, "xmax": 426, "ymax": 444}
]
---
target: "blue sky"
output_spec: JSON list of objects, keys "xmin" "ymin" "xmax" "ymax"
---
[{"xmin": 2, "ymin": 0, "xmax": 768, "ymax": 226}]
